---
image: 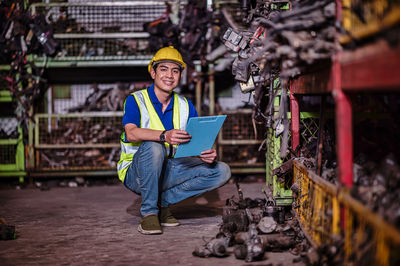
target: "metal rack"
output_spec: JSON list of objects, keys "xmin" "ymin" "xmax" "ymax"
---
[
  {"xmin": 0, "ymin": 90, "xmax": 26, "ymax": 178},
  {"xmin": 30, "ymin": 1, "xmax": 181, "ymax": 67},
  {"xmin": 289, "ymin": 1, "xmax": 400, "ymax": 264},
  {"xmin": 27, "ymin": 2, "xmax": 180, "ymax": 175},
  {"xmin": 217, "ymin": 109, "xmax": 266, "ymax": 174},
  {"xmin": 31, "ymin": 112, "xmax": 122, "ymax": 176},
  {"xmin": 290, "ymin": 0, "xmax": 400, "ymax": 188}
]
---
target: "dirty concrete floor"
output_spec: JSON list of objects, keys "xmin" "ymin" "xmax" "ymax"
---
[{"xmin": 0, "ymin": 181, "xmax": 304, "ymax": 266}]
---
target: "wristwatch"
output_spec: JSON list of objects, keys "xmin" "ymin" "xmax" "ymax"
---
[{"xmin": 159, "ymin": 130, "xmax": 167, "ymax": 142}]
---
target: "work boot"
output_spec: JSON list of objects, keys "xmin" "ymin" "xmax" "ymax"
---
[
  {"xmin": 138, "ymin": 214, "xmax": 162, "ymax": 235},
  {"xmin": 159, "ymin": 207, "xmax": 180, "ymax": 227}
]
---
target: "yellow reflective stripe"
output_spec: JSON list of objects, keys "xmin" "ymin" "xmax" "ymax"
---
[
  {"xmin": 118, "ymin": 167, "xmax": 129, "ymax": 182},
  {"xmin": 142, "ymin": 90, "xmax": 165, "ymax": 130},
  {"xmin": 117, "ymin": 150, "xmax": 134, "ymax": 182}
]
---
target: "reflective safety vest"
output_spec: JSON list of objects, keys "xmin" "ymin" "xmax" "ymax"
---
[{"xmin": 117, "ymin": 89, "xmax": 189, "ymax": 182}]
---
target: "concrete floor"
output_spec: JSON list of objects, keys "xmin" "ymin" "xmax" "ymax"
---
[{"xmin": 0, "ymin": 181, "xmax": 304, "ymax": 266}]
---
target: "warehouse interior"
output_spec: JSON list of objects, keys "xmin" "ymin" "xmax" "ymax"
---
[{"xmin": 1, "ymin": 0, "xmax": 400, "ymax": 265}]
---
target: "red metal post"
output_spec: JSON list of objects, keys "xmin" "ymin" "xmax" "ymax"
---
[
  {"xmin": 334, "ymin": 0, "xmax": 353, "ymax": 188},
  {"xmin": 332, "ymin": 55, "xmax": 353, "ymax": 188},
  {"xmin": 289, "ymin": 82, "xmax": 300, "ymax": 156}
]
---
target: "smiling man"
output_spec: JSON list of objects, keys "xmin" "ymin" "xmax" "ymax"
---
[{"xmin": 118, "ymin": 46, "xmax": 231, "ymax": 235}]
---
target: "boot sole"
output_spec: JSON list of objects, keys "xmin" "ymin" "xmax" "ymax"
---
[
  {"xmin": 161, "ymin": 222, "xmax": 180, "ymax": 227},
  {"xmin": 137, "ymin": 224, "xmax": 162, "ymax": 235}
]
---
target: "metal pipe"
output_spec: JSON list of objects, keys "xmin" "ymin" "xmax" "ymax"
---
[
  {"xmin": 289, "ymin": 82, "xmax": 300, "ymax": 156},
  {"xmin": 316, "ymin": 96, "xmax": 326, "ymax": 176},
  {"xmin": 195, "ymin": 65, "xmax": 202, "ymax": 116},
  {"xmin": 209, "ymin": 69, "xmax": 215, "ymax": 115}
]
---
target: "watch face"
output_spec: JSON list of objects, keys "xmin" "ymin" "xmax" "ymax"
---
[{"xmin": 160, "ymin": 133, "xmax": 166, "ymax": 142}]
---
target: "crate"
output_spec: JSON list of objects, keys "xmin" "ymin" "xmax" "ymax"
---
[
  {"xmin": 293, "ymin": 160, "xmax": 400, "ymax": 265},
  {"xmin": 33, "ymin": 112, "xmax": 122, "ymax": 174},
  {"xmin": 52, "ymin": 33, "xmax": 151, "ymax": 58},
  {"xmin": 30, "ymin": 2, "xmax": 172, "ymax": 33},
  {"xmin": 30, "ymin": 1, "xmax": 180, "ymax": 61},
  {"xmin": 0, "ymin": 90, "xmax": 26, "ymax": 177},
  {"xmin": 341, "ymin": 0, "xmax": 400, "ymax": 43},
  {"xmin": 0, "ymin": 127, "xmax": 25, "ymax": 176},
  {"xmin": 217, "ymin": 109, "xmax": 266, "ymax": 174}
]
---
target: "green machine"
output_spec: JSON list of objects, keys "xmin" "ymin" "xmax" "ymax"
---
[
  {"xmin": 265, "ymin": 85, "xmax": 292, "ymax": 207},
  {"xmin": 264, "ymin": 83, "xmax": 320, "ymax": 207}
]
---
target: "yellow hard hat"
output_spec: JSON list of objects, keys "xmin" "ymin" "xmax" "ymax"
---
[{"xmin": 148, "ymin": 46, "xmax": 186, "ymax": 73}]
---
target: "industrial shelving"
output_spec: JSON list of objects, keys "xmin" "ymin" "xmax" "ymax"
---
[
  {"xmin": 289, "ymin": 1, "xmax": 400, "ymax": 264},
  {"xmin": 27, "ymin": 1, "xmax": 179, "ymax": 176},
  {"xmin": 30, "ymin": 1, "xmax": 175, "ymax": 68},
  {"xmin": 0, "ymin": 90, "xmax": 26, "ymax": 178}
]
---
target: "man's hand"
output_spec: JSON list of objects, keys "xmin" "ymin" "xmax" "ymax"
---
[
  {"xmin": 199, "ymin": 149, "xmax": 217, "ymax": 164},
  {"xmin": 165, "ymin": 129, "xmax": 191, "ymax": 145}
]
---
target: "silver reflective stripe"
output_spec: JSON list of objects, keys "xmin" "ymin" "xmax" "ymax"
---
[
  {"xmin": 133, "ymin": 91, "xmax": 150, "ymax": 128},
  {"xmin": 177, "ymin": 94, "xmax": 189, "ymax": 130},
  {"xmin": 117, "ymin": 159, "xmax": 131, "ymax": 172},
  {"xmin": 172, "ymin": 146, "xmax": 177, "ymax": 155},
  {"xmin": 121, "ymin": 143, "xmax": 139, "ymax": 154}
]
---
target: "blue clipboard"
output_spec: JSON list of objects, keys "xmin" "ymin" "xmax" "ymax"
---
[{"xmin": 174, "ymin": 115, "xmax": 227, "ymax": 158}]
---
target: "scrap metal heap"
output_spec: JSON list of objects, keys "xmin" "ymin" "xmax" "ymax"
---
[
  {"xmin": 0, "ymin": 0, "xmax": 60, "ymax": 127},
  {"xmin": 193, "ymin": 0, "xmax": 349, "ymax": 263},
  {"xmin": 224, "ymin": 0, "xmax": 338, "ymax": 83},
  {"xmin": 193, "ymin": 181, "xmax": 310, "ymax": 262},
  {"xmin": 213, "ymin": 0, "xmax": 339, "ymax": 163},
  {"xmin": 38, "ymin": 83, "xmax": 140, "ymax": 170}
]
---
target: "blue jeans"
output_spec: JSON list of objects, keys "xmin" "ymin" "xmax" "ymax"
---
[{"xmin": 124, "ymin": 141, "xmax": 231, "ymax": 216}]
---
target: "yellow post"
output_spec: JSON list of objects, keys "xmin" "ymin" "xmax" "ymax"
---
[{"xmin": 375, "ymin": 231, "xmax": 389, "ymax": 266}]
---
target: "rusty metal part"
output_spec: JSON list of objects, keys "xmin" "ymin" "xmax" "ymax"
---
[
  {"xmin": 192, "ymin": 236, "xmax": 230, "ymax": 258},
  {"xmin": 234, "ymin": 223, "xmax": 265, "ymax": 262},
  {"xmin": 257, "ymin": 216, "xmax": 277, "ymax": 233},
  {"xmin": 272, "ymin": 159, "xmax": 294, "ymax": 177}
]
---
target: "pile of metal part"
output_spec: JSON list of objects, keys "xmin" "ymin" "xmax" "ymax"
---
[
  {"xmin": 38, "ymin": 117, "xmax": 121, "ymax": 169},
  {"xmin": 210, "ymin": 0, "xmax": 339, "ymax": 160},
  {"xmin": 221, "ymin": 0, "xmax": 338, "ymax": 83},
  {"xmin": 351, "ymin": 153, "xmax": 400, "ymax": 229},
  {"xmin": 0, "ymin": 0, "xmax": 59, "ymax": 127},
  {"xmin": 39, "ymin": 147, "xmax": 119, "ymax": 169},
  {"xmin": 145, "ymin": 0, "xmax": 230, "ymax": 69},
  {"xmin": 37, "ymin": 82, "xmax": 150, "ymax": 170},
  {"xmin": 193, "ymin": 182, "xmax": 309, "ymax": 262},
  {"xmin": 67, "ymin": 84, "xmax": 134, "ymax": 112}
]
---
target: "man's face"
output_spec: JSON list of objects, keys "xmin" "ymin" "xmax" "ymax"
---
[{"xmin": 150, "ymin": 62, "xmax": 181, "ymax": 94}]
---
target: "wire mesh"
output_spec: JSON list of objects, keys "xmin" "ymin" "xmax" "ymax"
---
[
  {"xmin": 300, "ymin": 116, "xmax": 319, "ymax": 145},
  {"xmin": 30, "ymin": 2, "xmax": 180, "ymax": 60},
  {"xmin": 38, "ymin": 147, "xmax": 120, "ymax": 170},
  {"xmin": 36, "ymin": 112, "xmax": 122, "ymax": 146},
  {"xmin": 57, "ymin": 37, "xmax": 150, "ymax": 58},
  {"xmin": 218, "ymin": 109, "xmax": 265, "ymax": 171},
  {"xmin": 220, "ymin": 144, "xmax": 265, "ymax": 166},
  {"xmin": 35, "ymin": 112, "xmax": 123, "ymax": 171},
  {"xmin": 220, "ymin": 109, "xmax": 265, "ymax": 140},
  {"xmin": 0, "ymin": 144, "xmax": 17, "ymax": 164},
  {"xmin": 31, "ymin": 2, "xmax": 170, "ymax": 33}
]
